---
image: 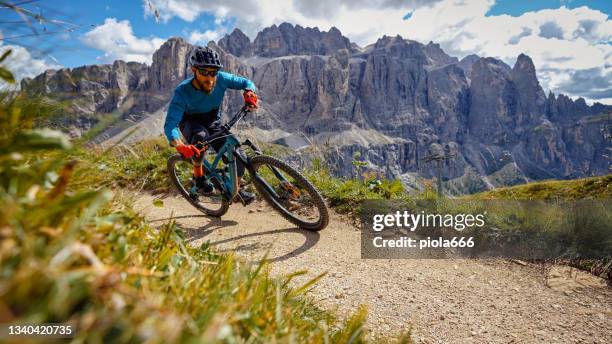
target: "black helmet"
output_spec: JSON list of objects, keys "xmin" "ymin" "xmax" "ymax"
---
[{"xmin": 189, "ymin": 46, "xmax": 223, "ymax": 69}]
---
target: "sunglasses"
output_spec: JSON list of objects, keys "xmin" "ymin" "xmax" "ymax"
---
[{"xmin": 196, "ymin": 68, "xmax": 218, "ymax": 77}]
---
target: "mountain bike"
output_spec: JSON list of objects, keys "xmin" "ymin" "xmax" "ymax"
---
[{"xmin": 167, "ymin": 106, "xmax": 329, "ymax": 231}]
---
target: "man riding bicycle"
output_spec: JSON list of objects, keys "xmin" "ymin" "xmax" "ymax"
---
[{"xmin": 163, "ymin": 45, "xmax": 258, "ymax": 205}]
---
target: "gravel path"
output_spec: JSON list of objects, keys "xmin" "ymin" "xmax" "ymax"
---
[{"xmin": 134, "ymin": 193, "xmax": 612, "ymax": 343}]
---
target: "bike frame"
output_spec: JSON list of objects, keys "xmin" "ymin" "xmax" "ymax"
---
[
  {"xmin": 192, "ymin": 106, "xmax": 294, "ymax": 203},
  {"xmin": 199, "ymin": 134, "xmax": 241, "ymax": 201}
]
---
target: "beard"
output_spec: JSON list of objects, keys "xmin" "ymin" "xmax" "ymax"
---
[{"xmin": 201, "ymin": 79, "xmax": 216, "ymax": 94}]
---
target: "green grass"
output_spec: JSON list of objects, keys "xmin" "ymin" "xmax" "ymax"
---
[
  {"xmin": 305, "ymin": 158, "xmax": 414, "ymax": 215},
  {"xmin": 76, "ymin": 111, "xmax": 125, "ymax": 143},
  {"xmin": 0, "ymin": 91, "xmax": 399, "ymax": 343},
  {"xmin": 67, "ymin": 137, "xmax": 174, "ymax": 193},
  {"xmin": 259, "ymin": 140, "xmax": 297, "ymax": 157},
  {"xmin": 4, "ymin": 75, "xmax": 607, "ymax": 342},
  {"xmin": 470, "ymin": 175, "xmax": 611, "ymax": 278},
  {"xmin": 472, "ymin": 174, "xmax": 612, "ymax": 200},
  {"xmin": 68, "ymin": 139, "xmax": 418, "ymax": 218},
  {"xmin": 303, "ymin": 156, "xmax": 610, "ymax": 280}
]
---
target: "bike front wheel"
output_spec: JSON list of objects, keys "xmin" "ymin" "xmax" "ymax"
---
[
  {"xmin": 167, "ymin": 154, "xmax": 230, "ymax": 217},
  {"xmin": 249, "ymin": 155, "xmax": 329, "ymax": 231}
]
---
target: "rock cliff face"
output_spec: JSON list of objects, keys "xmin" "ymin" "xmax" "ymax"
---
[
  {"xmin": 20, "ymin": 37, "xmax": 192, "ymax": 123},
  {"xmin": 21, "ymin": 22, "xmax": 612, "ymax": 193},
  {"xmin": 457, "ymin": 54, "xmax": 479, "ymax": 80},
  {"xmin": 219, "ymin": 23, "xmax": 355, "ymax": 58},
  {"xmin": 218, "ymin": 28, "xmax": 252, "ymax": 57}
]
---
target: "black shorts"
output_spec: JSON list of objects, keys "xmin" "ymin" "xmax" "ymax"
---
[{"xmin": 179, "ymin": 118, "xmax": 246, "ymax": 177}]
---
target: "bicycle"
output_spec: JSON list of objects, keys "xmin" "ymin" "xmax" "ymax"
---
[{"xmin": 167, "ymin": 106, "xmax": 329, "ymax": 231}]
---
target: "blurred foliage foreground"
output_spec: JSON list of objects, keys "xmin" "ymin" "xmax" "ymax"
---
[{"xmin": 0, "ymin": 68, "xmax": 392, "ymax": 343}]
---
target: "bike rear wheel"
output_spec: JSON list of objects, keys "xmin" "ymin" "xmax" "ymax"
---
[
  {"xmin": 250, "ymin": 155, "xmax": 329, "ymax": 231},
  {"xmin": 167, "ymin": 154, "xmax": 230, "ymax": 217}
]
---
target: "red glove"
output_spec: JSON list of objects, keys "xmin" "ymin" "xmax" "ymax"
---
[
  {"xmin": 175, "ymin": 144, "xmax": 200, "ymax": 158},
  {"xmin": 243, "ymin": 90, "xmax": 258, "ymax": 108}
]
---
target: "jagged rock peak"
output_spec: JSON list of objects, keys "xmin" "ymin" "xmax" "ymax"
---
[
  {"xmin": 460, "ymin": 54, "xmax": 480, "ymax": 62},
  {"xmin": 160, "ymin": 36, "xmax": 189, "ymax": 47},
  {"xmin": 226, "ymin": 28, "xmax": 249, "ymax": 40},
  {"xmin": 371, "ymin": 35, "xmax": 456, "ymax": 66},
  {"xmin": 218, "ymin": 28, "xmax": 252, "ymax": 57},
  {"xmin": 513, "ymin": 53, "xmax": 536, "ymax": 75},
  {"xmin": 152, "ymin": 37, "xmax": 192, "ymax": 65},
  {"xmin": 424, "ymin": 41, "xmax": 458, "ymax": 65},
  {"xmin": 328, "ymin": 26, "xmax": 342, "ymax": 35},
  {"xmin": 149, "ymin": 37, "xmax": 192, "ymax": 92},
  {"xmin": 252, "ymin": 22, "xmax": 354, "ymax": 57},
  {"xmin": 473, "ymin": 56, "xmax": 512, "ymax": 72},
  {"xmin": 373, "ymin": 34, "xmax": 408, "ymax": 48},
  {"xmin": 510, "ymin": 53, "xmax": 546, "ymax": 114},
  {"xmin": 457, "ymin": 54, "xmax": 480, "ymax": 78}
]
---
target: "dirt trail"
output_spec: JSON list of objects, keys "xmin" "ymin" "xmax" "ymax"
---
[{"xmin": 134, "ymin": 193, "xmax": 611, "ymax": 343}]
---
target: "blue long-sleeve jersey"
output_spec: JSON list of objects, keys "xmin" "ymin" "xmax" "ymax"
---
[{"xmin": 163, "ymin": 71, "xmax": 256, "ymax": 142}]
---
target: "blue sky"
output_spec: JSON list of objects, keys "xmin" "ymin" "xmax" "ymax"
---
[
  {"xmin": 1, "ymin": 0, "xmax": 212, "ymax": 67},
  {"xmin": 487, "ymin": 0, "xmax": 610, "ymax": 16},
  {"xmin": 1, "ymin": 0, "xmax": 610, "ymax": 103}
]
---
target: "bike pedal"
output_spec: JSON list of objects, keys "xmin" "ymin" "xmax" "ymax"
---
[
  {"xmin": 233, "ymin": 193, "xmax": 255, "ymax": 206},
  {"xmin": 233, "ymin": 193, "xmax": 246, "ymax": 206}
]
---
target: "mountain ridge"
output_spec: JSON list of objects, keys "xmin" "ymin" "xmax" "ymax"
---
[{"xmin": 19, "ymin": 22, "xmax": 612, "ymax": 194}]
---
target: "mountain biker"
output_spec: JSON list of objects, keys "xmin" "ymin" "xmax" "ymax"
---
[{"xmin": 163, "ymin": 45, "xmax": 258, "ymax": 205}]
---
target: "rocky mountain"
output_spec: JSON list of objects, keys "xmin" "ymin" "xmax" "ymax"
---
[
  {"xmin": 20, "ymin": 22, "xmax": 612, "ymax": 194},
  {"xmin": 219, "ymin": 23, "xmax": 355, "ymax": 57}
]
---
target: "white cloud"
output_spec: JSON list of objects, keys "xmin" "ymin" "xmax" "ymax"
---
[
  {"xmin": 143, "ymin": 0, "xmax": 436, "ymax": 45},
  {"xmin": 81, "ymin": 18, "xmax": 165, "ymax": 64},
  {"xmin": 399, "ymin": 2, "xmax": 612, "ymax": 103},
  {"xmin": 188, "ymin": 29, "xmax": 226, "ymax": 45},
  {"xmin": 144, "ymin": 0, "xmax": 198, "ymax": 22},
  {"xmin": 143, "ymin": 0, "xmax": 612, "ymax": 103},
  {"xmin": 0, "ymin": 44, "xmax": 61, "ymax": 89}
]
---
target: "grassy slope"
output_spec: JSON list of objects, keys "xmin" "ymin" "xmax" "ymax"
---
[
  {"xmin": 90, "ymin": 138, "xmax": 611, "ymax": 211},
  {"xmin": 2, "ymin": 95, "xmax": 414, "ymax": 343},
  {"xmin": 471, "ymin": 174, "xmax": 612, "ymax": 200},
  {"xmin": 4, "ymin": 109, "xmax": 608, "ymax": 343},
  {"xmin": 471, "ymin": 174, "xmax": 611, "ymax": 278}
]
